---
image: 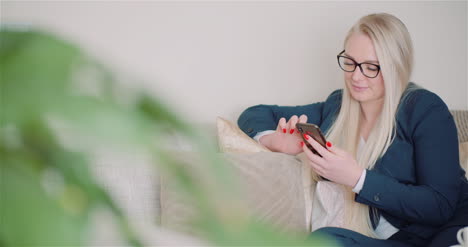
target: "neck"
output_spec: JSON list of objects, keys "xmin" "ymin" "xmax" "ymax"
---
[{"xmin": 360, "ymin": 99, "xmax": 384, "ymax": 125}]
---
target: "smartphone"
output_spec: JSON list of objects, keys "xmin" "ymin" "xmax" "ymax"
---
[{"xmin": 295, "ymin": 123, "xmax": 327, "ymax": 156}]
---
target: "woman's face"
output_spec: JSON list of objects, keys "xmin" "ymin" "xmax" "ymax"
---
[{"xmin": 343, "ymin": 33, "xmax": 385, "ymax": 105}]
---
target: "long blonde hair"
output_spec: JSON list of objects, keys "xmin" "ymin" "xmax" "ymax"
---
[{"xmin": 326, "ymin": 13, "xmax": 414, "ymax": 237}]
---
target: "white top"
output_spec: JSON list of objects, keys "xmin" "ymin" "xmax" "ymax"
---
[{"xmin": 254, "ymin": 131, "xmax": 399, "ymax": 239}]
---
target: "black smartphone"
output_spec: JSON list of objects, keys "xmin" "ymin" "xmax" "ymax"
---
[{"xmin": 295, "ymin": 123, "xmax": 327, "ymax": 156}]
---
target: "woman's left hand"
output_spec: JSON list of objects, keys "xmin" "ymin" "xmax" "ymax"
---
[{"xmin": 301, "ymin": 135, "xmax": 364, "ymax": 188}]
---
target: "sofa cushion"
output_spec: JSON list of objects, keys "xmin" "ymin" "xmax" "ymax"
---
[
  {"xmin": 216, "ymin": 117, "xmax": 270, "ymax": 153},
  {"xmin": 311, "ymin": 181, "xmax": 345, "ymax": 231},
  {"xmin": 215, "ymin": 117, "xmax": 315, "ymax": 230},
  {"xmin": 460, "ymin": 142, "xmax": 468, "ymax": 176},
  {"xmin": 91, "ymin": 151, "xmax": 159, "ymax": 225},
  {"xmin": 451, "ymin": 110, "xmax": 468, "ymax": 142},
  {"xmin": 160, "ymin": 151, "xmax": 309, "ymax": 237}
]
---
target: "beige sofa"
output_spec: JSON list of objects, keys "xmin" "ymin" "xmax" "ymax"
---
[{"xmin": 89, "ymin": 110, "xmax": 468, "ymax": 245}]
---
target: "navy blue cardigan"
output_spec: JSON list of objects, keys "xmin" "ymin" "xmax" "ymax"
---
[{"xmin": 237, "ymin": 84, "xmax": 468, "ymax": 242}]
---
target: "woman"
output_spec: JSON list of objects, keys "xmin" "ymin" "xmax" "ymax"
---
[{"xmin": 237, "ymin": 13, "xmax": 468, "ymax": 247}]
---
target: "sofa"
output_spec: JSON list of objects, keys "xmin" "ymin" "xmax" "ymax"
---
[{"xmin": 88, "ymin": 110, "xmax": 468, "ymax": 246}]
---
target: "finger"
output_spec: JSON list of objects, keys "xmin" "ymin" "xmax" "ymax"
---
[
  {"xmin": 277, "ymin": 117, "xmax": 287, "ymax": 133},
  {"xmin": 305, "ymin": 135, "xmax": 332, "ymax": 160},
  {"xmin": 325, "ymin": 141, "xmax": 346, "ymax": 156},
  {"xmin": 298, "ymin": 114, "xmax": 308, "ymax": 124},
  {"xmin": 308, "ymin": 161, "xmax": 325, "ymax": 178},
  {"xmin": 301, "ymin": 144, "xmax": 326, "ymax": 175},
  {"xmin": 301, "ymin": 141, "xmax": 326, "ymax": 166},
  {"xmin": 288, "ymin": 115, "xmax": 299, "ymax": 134}
]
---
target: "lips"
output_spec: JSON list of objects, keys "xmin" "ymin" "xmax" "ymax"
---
[{"xmin": 352, "ymin": 84, "xmax": 368, "ymax": 92}]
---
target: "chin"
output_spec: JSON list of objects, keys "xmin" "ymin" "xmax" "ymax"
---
[
  {"xmin": 349, "ymin": 90, "xmax": 372, "ymax": 102},
  {"xmin": 350, "ymin": 94, "xmax": 367, "ymax": 103},
  {"xmin": 351, "ymin": 92, "xmax": 384, "ymax": 105}
]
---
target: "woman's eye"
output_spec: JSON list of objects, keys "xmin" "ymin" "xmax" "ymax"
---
[
  {"xmin": 344, "ymin": 62, "xmax": 354, "ymax": 66},
  {"xmin": 366, "ymin": 66, "xmax": 378, "ymax": 71}
]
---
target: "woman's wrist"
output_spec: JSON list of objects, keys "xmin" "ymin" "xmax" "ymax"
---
[
  {"xmin": 259, "ymin": 133, "xmax": 275, "ymax": 151},
  {"xmin": 351, "ymin": 169, "xmax": 366, "ymax": 193}
]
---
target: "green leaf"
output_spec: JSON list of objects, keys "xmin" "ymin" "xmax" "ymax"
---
[{"xmin": 1, "ymin": 153, "xmax": 87, "ymax": 246}]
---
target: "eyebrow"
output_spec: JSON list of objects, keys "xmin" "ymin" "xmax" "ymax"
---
[{"xmin": 343, "ymin": 52, "xmax": 379, "ymax": 64}]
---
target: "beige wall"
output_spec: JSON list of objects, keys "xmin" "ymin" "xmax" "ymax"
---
[{"xmin": 3, "ymin": 1, "xmax": 467, "ymax": 124}]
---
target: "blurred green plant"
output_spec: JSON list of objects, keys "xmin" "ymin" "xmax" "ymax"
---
[{"xmin": 0, "ymin": 28, "xmax": 335, "ymax": 246}]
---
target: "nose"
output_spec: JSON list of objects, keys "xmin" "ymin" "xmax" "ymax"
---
[{"xmin": 351, "ymin": 66, "xmax": 366, "ymax": 81}]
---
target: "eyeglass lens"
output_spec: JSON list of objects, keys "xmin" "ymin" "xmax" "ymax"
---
[{"xmin": 338, "ymin": 56, "xmax": 379, "ymax": 78}]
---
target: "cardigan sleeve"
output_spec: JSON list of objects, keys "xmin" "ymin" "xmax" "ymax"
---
[
  {"xmin": 355, "ymin": 91, "xmax": 462, "ymax": 226},
  {"xmin": 237, "ymin": 90, "xmax": 342, "ymax": 138}
]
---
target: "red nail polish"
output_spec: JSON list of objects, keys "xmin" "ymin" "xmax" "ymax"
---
[
  {"xmin": 304, "ymin": 134, "xmax": 309, "ymax": 140},
  {"xmin": 300, "ymin": 141, "xmax": 304, "ymax": 147},
  {"xmin": 326, "ymin": 142, "xmax": 332, "ymax": 148},
  {"xmin": 283, "ymin": 128, "xmax": 287, "ymax": 133},
  {"xmin": 290, "ymin": 129, "xmax": 294, "ymax": 134}
]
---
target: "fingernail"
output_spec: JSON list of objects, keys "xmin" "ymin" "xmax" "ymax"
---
[
  {"xmin": 283, "ymin": 128, "xmax": 287, "ymax": 133},
  {"xmin": 300, "ymin": 141, "xmax": 304, "ymax": 147},
  {"xmin": 303, "ymin": 134, "xmax": 309, "ymax": 140},
  {"xmin": 290, "ymin": 129, "xmax": 294, "ymax": 134},
  {"xmin": 326, "ymin": 142, "xmax": 332, "ymax": 148}
]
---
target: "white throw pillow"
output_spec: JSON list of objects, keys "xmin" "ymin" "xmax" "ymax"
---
[
  {"xmin": 215, "ymin": 117, "xmax": 315, "ymax": 231},
  {"xmin": 160, "ymin": 152, "xmax": 310, "ymax": 236},
  {"xmin": 216, "ymin": 117, "xmax": 270, "ymax": 153},
  {"xmin": 310, "ymin": 181, "xmax": 345, "ymax": 231}
]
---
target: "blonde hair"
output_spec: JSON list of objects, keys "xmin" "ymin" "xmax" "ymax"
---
[{"xmin": 326, "ymin": 13, "xmax": 414, "ymax": 237}]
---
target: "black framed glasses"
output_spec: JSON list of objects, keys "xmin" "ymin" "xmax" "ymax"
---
[{"xmin": 337, "ymin": 50, "xmax": 381, "ymax": 78}]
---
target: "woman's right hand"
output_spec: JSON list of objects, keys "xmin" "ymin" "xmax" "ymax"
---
[{"xmin": 259, "ymin": 115, "xmax": 308, "ymax": 155}]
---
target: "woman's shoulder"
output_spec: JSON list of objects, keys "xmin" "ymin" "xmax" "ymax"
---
[
  {"xmin": 400, "ymin": 83, "xmax": 448, "ymax": 111},
  {"xmin": 317, "ymin": 89, "xmax": 343, "ymax": 126},
  {"xmin": 398, "ymin": 82, "xmax": 451, "ymax": 126},
  {"xmin": 323, "ymin": 89, "xmax": 343, "ymax": 111},
  {"xmin": 325, "ymin": 89, "xmax": 343, "ymax": 104}
]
